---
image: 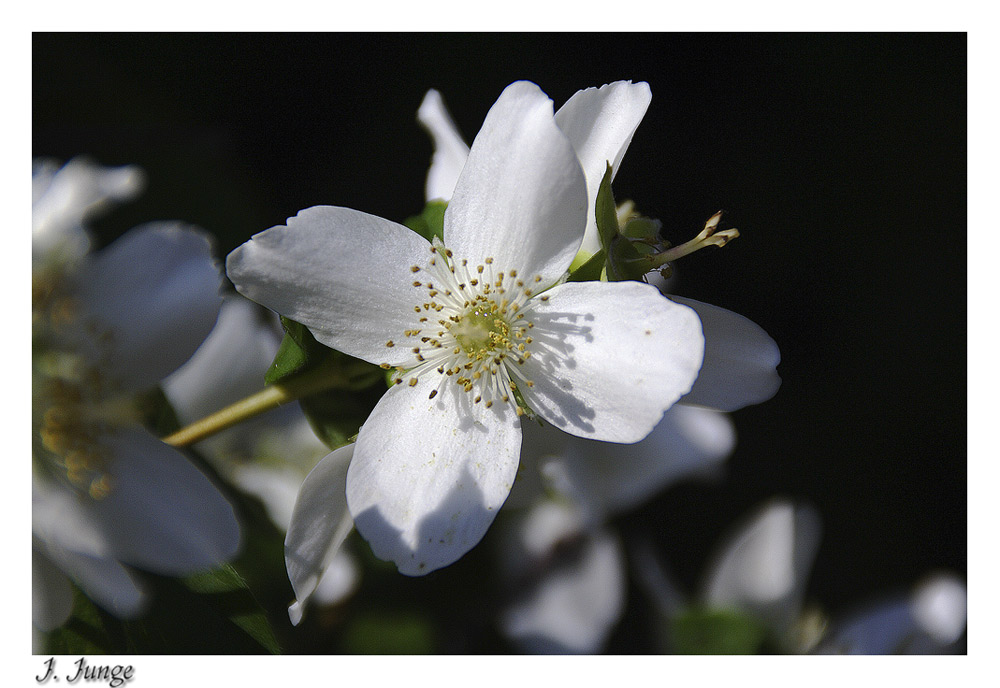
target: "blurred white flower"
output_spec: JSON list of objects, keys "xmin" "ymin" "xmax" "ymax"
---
[
  {"xmin": 816, "ymin": 573, "xmax": 967, "ymax": 654},
  {"xmin": 634, "ymin": 498, "xmax": 966, "ymax": 654},
  {"xmin": 32, "ymin": 157, "xmax": 144, "ymax": 265},
  {"xmin": 32, "ymin": 159, "xmax": 240, "ymax": 633},
  {"xmin": 700, "ymin": 500, "xmax": 823, "ymax": 645},
  {"xmin": 497, "ymin": 405, "xmax": 736, "ymax": 654},
  {"xmin": 228, "ymin": 80, "xmax": 705, "ymax": 576}
]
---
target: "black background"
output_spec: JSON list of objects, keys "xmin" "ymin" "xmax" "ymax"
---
[{"xmin": 33, "ymin": 33, "xmax": 966, "ymax": 652}]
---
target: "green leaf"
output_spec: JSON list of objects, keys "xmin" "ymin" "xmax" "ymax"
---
[
  {"xmin": 403, "ymin": 200, "xmax": 448, "ymax": 243},
  {"xmin": 669, "ymin": 607, "xmax": 767, "ymax": 655},
  {"xmin": 594, "ymin": 163, "xmax": 619, "ymax": 253},
  {"xmin": 120, "ymin": 565, "xmax": 282, "ymax": 653},
  {"xmin": 178, "ymin": 564, "xmax": 282, "ymax": 654}
]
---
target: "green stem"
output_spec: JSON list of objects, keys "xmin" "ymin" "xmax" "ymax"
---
[{"xmin": 161, "ymin": 365, "xmax": 349, "ymax": 447}]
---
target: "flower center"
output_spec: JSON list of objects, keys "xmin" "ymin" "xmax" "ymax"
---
[
  {"xmin": 33, "ymin": 353, "xmax": 119, "ymax": 499},
  {"xmin": 33, "ymin": 269, "xmax": 125, "ymax": 500},
  {"xmin": 451, "ymin": 302, "xmax": 511, "ymax": 358},
  {"xmin": 381, "ymin": 242, "xmax": 549, "ymax": 415}
]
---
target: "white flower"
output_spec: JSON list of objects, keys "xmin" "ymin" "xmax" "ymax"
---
[
  {"xmin": 816, "ymin": 573, "xmax": 967, "ymax": 654},
  {"xmin": 227, "ymin": 81, "xmax": 705, "ymax": 575},
  {"xmin": 32, "ymin": 159, "xmax": 241, "ymax": 632}
]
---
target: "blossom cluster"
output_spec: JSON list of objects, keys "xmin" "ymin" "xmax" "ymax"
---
[{"xmin": 30, "ymin": 81, "xmax": 965, "ymax": 655}]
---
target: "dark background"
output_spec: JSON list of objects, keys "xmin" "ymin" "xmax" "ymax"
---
[{"xmin": 33, "ymin": 33, "xmax": 966, "ymax": 652}]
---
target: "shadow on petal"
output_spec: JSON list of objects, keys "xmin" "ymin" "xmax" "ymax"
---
[{"xmin": 354, "ymin": 463, "xmax": 499, "ymax": 576}]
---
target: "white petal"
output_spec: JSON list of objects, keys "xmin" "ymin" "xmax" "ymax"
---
[
  {"xmin": 284, "ymin": 444, "xmax": 355, "ymax": 624},
  {"xmin": 32, "ymin": 548, "xmax": 75, "ymax": 631},
  {"xmin": 227, "ymin": 205, "xmax": 430, "ymax": 366},
  {"xmin": 163, "ymin": 295, "xmax": 282, "ymax": 425},
  {"xmin": 519, "ymin": 280, "xmax": 704, "ymax": 443},
  {"xmin": 819, "ymin": 575, "xmax": 967, "ymax": 654},
  {"xmin": 33, "ymin": 477, "xmax": 114, "ymax": 559},
  {"xmin": 911, "ymin": 574, "xmax": 967, "ymax": 645},
  {"xmin": 37, "ymin": 541, "xmax": 148, "ymax": 620},
  {"xmin": 311, "ymin": 551, "xmax": 360, "ymax": 607},
  {"xmin": 499, "ymin": 504, "xmax": 626, "ymax": 654},
  {"xmin": 32, "ymin": 157, "xmax": 144, "ymax": 262},
  {"xmin": 74, "ymin": 222, "xmax": 223, "ymax": 392},
  {"xmin": 555, "ymin": 81, "xmax": 652, "ymax": 256},
  {"xmin": 557, "ymin": 404, "xmax": 736, "ymax": 517},
  {"xmin": 86, "ymin": 428, "xmax": 241, "ymax": 575},
  {"xmin": 444, "ymin": 81, "xmax": 589, "ymax": 286},
  {"xmin": 233, "ymin": 464, "xmax": 305, "ymax": 532},
  {"xmin": 417, "ymin": 89, "xmax": 470, "ymax": 203},
  {"xmin": 668, "ymin": 296, "xmax": 781, "ymax": 411},
  {"xmin": 819, "ymin": 597, "xmax": 914, "ymax": 654},
  {"xmin": 703, "ymin": 500, "xmax": 821, "ymax": 636},
  {"xmin": 347, "ymin": 380, "xmax": 521, "ymax": 575}
]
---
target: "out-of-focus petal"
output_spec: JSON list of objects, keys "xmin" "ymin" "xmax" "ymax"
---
[
  {"xmin": 911, "ymin": 574, "xmax": 967, "ymax": 646},
  {"xmin": 32, "ymin": 548, "xmax": 74, "ymax": 632},
  {"xmin": 163, "ymin": 295, "xmax": 282, "ymax": 424},
  {"xmin": 227, "ymin": 205, "xmax": 430, "ymax": 367},
  {"xmin": 37, "ymin": 540, "xmax": 148, "ymax": 621},
  {"xmin": 519, "ymin": 280, "xmax": 703, "ymax": 443},
  {"xmin": 817, "ymin": 574, "xmax": 967, "ymax": 654},
  {"xmin": 32, "ymin": 157, "xmax": 144, "ymax": 263},
  {"xmin": 445, "ymin": 81, "xmax": 589, "ymax": 288},
  {"xmin": 669, "ymin": 295, "xmax": 781, "ymax": 412},
  {"xmin": 417, "ymin": 89, "xmax": 470, "ymax": 203},
  {"xmin": 348, "ymin": 381, "xmax": 521, "ymax": 576},
  {"xmin": 560, "ymin": 404, "xmax": 736, "ymax": 517},
  {"xmin": 703, "ymin": 500, "xmax": 821, "ymax": 637},
  {"xmin": 285, "ymin": 444, "xmax": 355, "ymax": 625},
  {"xmin": 73, "ymin": 222, "xmax": 223, "ymax": 392},
  {"xmin": 311, "ymin": 551, "xmax": 360, "ymax": 608},
  {"xmin": 499, "ymin": 501, "xmax": 626, "ymax": 654},
  {"xmin": 86, "ymin": 428, "xmax": 241, "ymax": 575}
]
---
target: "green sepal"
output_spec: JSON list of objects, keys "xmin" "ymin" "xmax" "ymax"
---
[
  {"xmin": 265, "ymin": 317, "xmax": 326, "ymax": 385},
  {"xmin": 567, "ymin": 249, "xmax": 607, "ymax": 282},
  {"xmin": 266, "ymin": 317, "xmax": 382, "ymax": 391},
  {"xmin": 622, "ymin": 216, "xmax": 662, "ymax": 240},
  {"xmin": 606, "ymin": 235, "xmax": 647, "ymax": 281},
  {"xmin": 403, "ymin": 200, "xmax": 448, "ymax": 244},
  {"xmin": 669, "ymin": 607, "xmax": 767, "ymax": 655},
  {"xmin": 594, "ymin": 163, "xmax": 619, "ymax": 254}
]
